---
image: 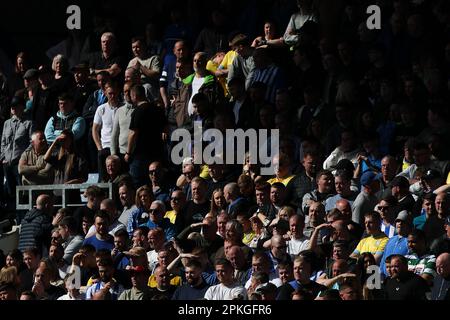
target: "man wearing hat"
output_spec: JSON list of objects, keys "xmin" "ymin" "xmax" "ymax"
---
[
  {"xmin": 1, "ymin": 95, "xmax": 34, "ymax": 207},
  {"xmin": 380, "ymin": 210, "xmax": 411, "ymax": 277},
  {"xmin": 227, "ymin": 34, "xmax": 255, "ymax": 90},
  {"xmin": 351, "ymin": 171, "xmax": 380, "ymax": 226},
  {"xmin": 118, "ymin": 265, "xmax": 152, "ymax": 300}
]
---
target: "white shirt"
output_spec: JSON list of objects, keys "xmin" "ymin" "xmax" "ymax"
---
[
  {"xmin": 147, "ymin": 250, "xmax": 158, "ymax": 271},
  {"xmin": 287, "ymin": 236, "xmax": 310, "ymax": 259},
  {"xmin": 57, "ymin": 292, "xmax": 86, "ymax": 300},
  {"xmin": 93, "ymin": 102, "xmax": 119, "ymax": 149},
  {"xmin": 204, "ymin": 282, "xmax": 248, "ymax": 300},
  {"xmin": 187, "ymin": 76, "xmax": 205, "ymax": 116}
]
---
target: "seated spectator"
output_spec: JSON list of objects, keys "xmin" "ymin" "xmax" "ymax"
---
[
  {"xmin": 57, "ymin": 272, "xmax": 86, "ymax": 300},
  {"xmin": 325, "ymin": 170, "xmax": 358, "ymax": 212},
  {"xmin": 118, "ymin": 266, "xmax": 152, "ymax": 300},
  {"xmin": 383, "ymin": 254, "xmax": 428, "ymax": 300},
  {"xmin": 85, "ymin": 257, "xmax": 124, "ymax": 300},
  {"xmin": 18, "ymin": 130, "xmax": 54, "ymax": 185},
  {"xmin": 31, "ymin": 264, "xmax": 66, "ymax": 300},
  {"xmin": 323, "ymin": 129, "xmax": 361, "ymax": 171},
  {"xmin": 83, "ymin": 211, "xmax": 114, "ymax": 251},
  {"xmin": 430, "ymin": 216, "xmax": 450, "ymax": 256},
  {"xmin": 148, "ymin": 161, "xmax": 171, "ymax": 205},
  {"xmin": 276, "ymin": 254, "xmax": 327, "ymax": 300},
  {"xmin": 376, "ymin": 195, "xmax": 398, "ymax": 238},
  {"xmin": 117, "ymin": 181, "xmax": 137, "ymax": 226},
  {"xmin": 43, "ymin": 129, "xmax": 88, "ymax": 203},
  {"xmin": 127, "ymin": 185, "xmax": 154, "ymax": 236},
  {"xmin": 405, "ymin": 229, "xmax": 436, "ymax": 286},
  {"xmin": 303, "ymin": 201, "xmax": 326, "ymax": 239},
  {"xmin": 165, "ymin": 189, "xmax": 186, "ymax": 225},
  {"xmin": 431, "ymin": 253, "xmax": 450, "ymax": 300},
  {"xmin": 204, "ymin": 258, "xmax": 247, "ymax": 300},
  {"xmin": 73, "ymin": 185, "xmax": 105, "ymax": 234},
  {"xmin": 58, "ymin": 216, "xmax": 84, "ymax": 265},
  {"xmin": 172, "ymin": 259, "xmax": 211, "ymax": 300},
  {"xmin": 142, "ymin": 200, "xmax": 176, "ymax": 241},
  {"xmin": 148, "ymin": 266, "xmax": 177, "ymax": 300},
  {"xmin": 102, "ymin": 155, "xmax": 132, "ymax": 202},
  {"xmin": 287, "ymin": 215, "xmax": 310, "ymax": 258},
  {"xmin": 351, "ymin": 211, "xmax": 389, "ymax": 264},
  {"xmin": 302, "ymin": 170, "xmax": 335, "ymax": 215}
]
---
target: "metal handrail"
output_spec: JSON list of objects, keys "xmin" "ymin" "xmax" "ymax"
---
[{"xmin": 16, "ymin": 183, "xmax": 113, "ymax": 210}]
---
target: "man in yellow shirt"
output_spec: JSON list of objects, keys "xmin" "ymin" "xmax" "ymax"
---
[
  {"xmin": 351, "ymin": 211, "xmax": 389, "ymax": 264},
  {"xmin": 267, "ymin": 153, "xmax": 296, "ymax": 186}
]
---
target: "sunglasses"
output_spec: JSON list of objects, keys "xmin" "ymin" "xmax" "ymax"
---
[
  {"xmin": 171, "ymin": 197, "xmax": 181, "ymax": 202},
  {"xmin": 149, "ymin": 209, "xmax": 160, "ymax": 214},
  {"xmin": 377, "ymin": 206, "xmax": 389, "ymax": 211}
]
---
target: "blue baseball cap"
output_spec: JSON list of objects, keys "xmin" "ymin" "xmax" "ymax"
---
[{"xmin": 360, "ymin": 171, "xmax": 378, "ymax": 187}]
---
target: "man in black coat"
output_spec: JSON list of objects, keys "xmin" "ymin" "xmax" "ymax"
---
[
  {"xmin": 18, "ymin": 194, "xmax": 54, "ymax": 255},
  {"xmin": 384, "ymin": 254, "xmax": 428, "ymax": 300}
]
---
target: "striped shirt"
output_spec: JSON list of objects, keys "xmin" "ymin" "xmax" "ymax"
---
[
  {"xmin": 405, "ymin": 253, "xmax": 437, "ymax": 278},
  {"xmin": 251, "ymin": 64, "xmax": 285, "ymax": 103}
]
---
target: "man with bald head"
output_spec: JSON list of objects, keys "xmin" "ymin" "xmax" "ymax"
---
[
  {"xmin": 227, "ymin": 245, "xmax": 251, "ymax": 286},
  {"xmin": 431, "ymin": 253, "xmax": 450, "ymax": 300},
  {"xmin": 19, "ymin": 194, "xmax": 55, "ymax": 254},
  {"xmin": 287, "ymin": 215, "xmax": 310, "ymax": 258},
  {"xmin": 270, "ymin": 235, "xmax": 291, "ymax": 272},
  {"xmin": 336, "ymin": 198, "xmax": 363, "ymax": 240},
  {"xmin": 380, "ymin": 155, "xmax": 399, "ymax": 197}
]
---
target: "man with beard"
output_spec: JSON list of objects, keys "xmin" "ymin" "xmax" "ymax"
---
[
  {"xmin": 383, "ymin": 254, "xmax": 428, "ymax": 300},
  {"xmin": 172, "ymin": 259, "xmax": 210, "ymax": 300},
  {"xmin": 86, "ymin": 257, "xmax": 124, "ymax": 300}
]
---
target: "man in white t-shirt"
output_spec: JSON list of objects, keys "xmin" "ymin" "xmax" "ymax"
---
[
  {"xmin": 287, "ymin": 215, "xmax": 310, "ymax": 259},
  {"xmin": 187, "ymin": 52, "xmax": 208, "ymax": 116},
  {"xmin": 204, "ymin": 258, "xmax": 247, "ymax": 300},
  {"xmin": 93, "ymin": 82, "xmax": 120, "ymax": 182}
]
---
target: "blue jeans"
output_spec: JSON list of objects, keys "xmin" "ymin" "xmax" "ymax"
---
[{"xmin": 129, "ymin": 158, "xmax": 150, "ymax": 189}]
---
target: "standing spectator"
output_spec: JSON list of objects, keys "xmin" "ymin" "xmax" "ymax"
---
[
  {"xmin": 44, "ymin": 93, "xmax": 86, "ymax": 144},
  {"xmin": 194, "ymin": 10, "xmax": 229, "ymax": 58},
  {"xmin": 227, "ymin": 34, "xmax": 255, "ymax": 90},
  {"xmin": 125, "ymin": 85, "xmax": 166, "ymax": 188},
  {"xmin": 127, "ymin": 36, "xmax": 161, "ymax": 100},
  {"xmin": 1, "ymin": 96, "xmax": 34, "ymax": 205},
  {"xmin": 70, "ymin": 62, "xmax": 97, "ymax": 114},
  {"xmin": 148, "ymin": 161, "xmax": 171, "ymax": 205},
  {"xmin": 283, "ymin": 0, "xmax": 318, "ymax": 47},
  {"xmin": 127, "ymin": 185, "xmax": 154, "ymax": 236},
  {"xmin": 18, "ymin": 194, "xmax": 54, "ymax": 255},
  {"xmin": 92, "ymin": 82, "xmax": 121, "ymax": 182},
  {"xmin": 110, "ymin": 81, "xmax": 134, "ymax": 163},
  {"xmin": 18, "ymin": 130, "xmax": 54, "ymax": 186},
  {"xmin": 6, "ymin": 52, "xmax": 28, "ymax": 98},
  {"xmin": 51, "ymin": 54, "xmax": 75, "ymax": 95},
  {"xmin": 430, "ymin": 216, "xmax": 450, "ymax": 256},
  {"xmin": 73, "ymin": 185, "xmax": 105, "ymax": 234},
  {"xmin": 431, "ymin": 253, "xmax": 450, "ymax": 300},
  {"xmin": 89, "ymin": 32, "xmax": 123, "ymax": 78}
]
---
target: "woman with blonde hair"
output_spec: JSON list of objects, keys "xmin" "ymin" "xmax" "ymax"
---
[
  {"xmin": 52, "ymin": 54, "xmax": 74, "ymax": 93},
  {"xmin": 127, "ymin": 185, "xmax": 155, "ymax": 236}
]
